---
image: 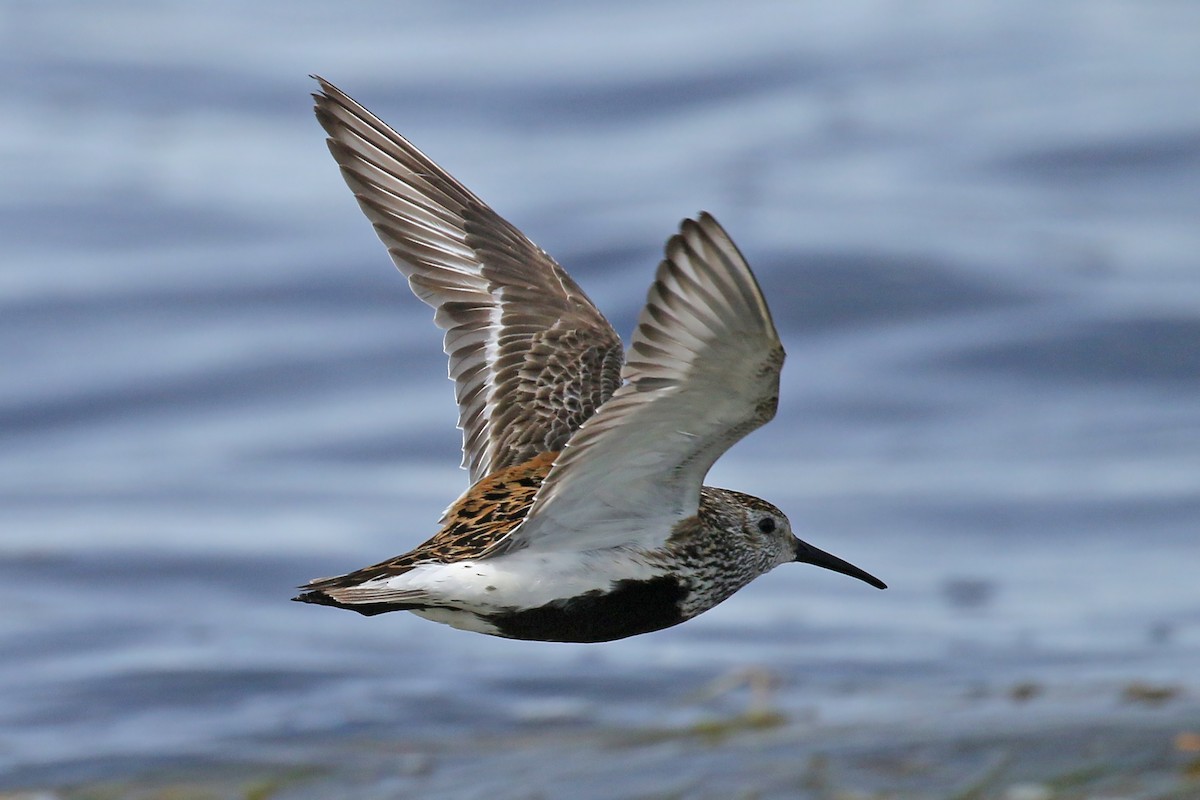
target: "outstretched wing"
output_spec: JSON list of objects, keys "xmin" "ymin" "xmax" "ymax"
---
[
  {"xmin": 313, "ymin": 77, "xmax": 624, "ymax": 482},
  {"xmin": 502, "ymin": 213, "xmax": 784, "ymax": 552}
]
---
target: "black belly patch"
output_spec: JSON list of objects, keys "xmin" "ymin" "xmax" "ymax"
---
[{"xmin": 488, "ymin": 576, "xmax": 688, "ymax": 643}]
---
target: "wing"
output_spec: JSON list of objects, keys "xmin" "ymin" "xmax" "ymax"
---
[
  {"xmin": 313, "ymin": 77, "xmax": 624, "ymax": 482},
  {"xmin": 502, "ymin": 213, "xmax": 785, "ymax": 552}
]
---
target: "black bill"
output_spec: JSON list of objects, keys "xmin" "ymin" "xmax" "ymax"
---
[{"xmin": 794, "ymin": 539, "xmax": 887, "ymax": 589}]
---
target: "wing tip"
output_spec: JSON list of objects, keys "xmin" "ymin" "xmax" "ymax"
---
[
  {"xmin": 310, "ymin": 74, "xmax": 340, "ymax": 107},
  {"xmin": 666, "ymin": 210, "xmax": 779, "ymax": 342}
]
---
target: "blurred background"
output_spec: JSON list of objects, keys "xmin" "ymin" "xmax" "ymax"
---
[{"xmin": 2, "ymin": 1, "xmax": 1198, "ymax": 797}]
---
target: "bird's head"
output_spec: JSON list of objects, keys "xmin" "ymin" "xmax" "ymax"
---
[{"xmin": 728, "ymin": 491, "xmax": 887, "ymax": 590}]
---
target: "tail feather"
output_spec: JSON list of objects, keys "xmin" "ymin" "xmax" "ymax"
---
[
  {"xmin": 292, "ymin": 577, "xmax": 432, "ymax": 617},
  {"xmin": 291, "ymin": 588, "xmax": 424, "ymax": 617}
]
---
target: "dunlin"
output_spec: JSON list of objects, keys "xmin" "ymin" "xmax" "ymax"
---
[{"xmin": 294, "ymin": 77, "xmax": 885, "ymax": 643}]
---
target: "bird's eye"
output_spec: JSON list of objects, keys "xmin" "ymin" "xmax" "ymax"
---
[{"xmin": 757, "ymin": 516, "xmax": 776, "ymax": 534}]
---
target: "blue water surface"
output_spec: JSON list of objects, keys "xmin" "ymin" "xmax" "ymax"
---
[{"xmin": 2, "ymin": 0, "xmax": 1199, "ymax": 786}]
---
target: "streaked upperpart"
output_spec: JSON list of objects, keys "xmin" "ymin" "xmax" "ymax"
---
[{"xmin": 294, "ymin": 76, "xmax": 885, "ymax": 643}]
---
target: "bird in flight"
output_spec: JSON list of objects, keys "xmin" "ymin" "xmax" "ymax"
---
[{"xmin": 294, "ymin": 77, "xmax": 885, "ymax": 643}]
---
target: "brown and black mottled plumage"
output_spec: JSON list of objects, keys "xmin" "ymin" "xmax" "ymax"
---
[{"xmin": 304, "ymin": 451, "xmax": 556, "ymax": 594}]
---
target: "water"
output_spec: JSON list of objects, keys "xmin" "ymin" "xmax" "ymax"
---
[{"xmin": 2, "ymin": 0, "xmax": 1199, "ymax": 791}]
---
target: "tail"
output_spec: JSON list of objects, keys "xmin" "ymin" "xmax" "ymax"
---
[
  {"xmin": 292, "ymin": 570, "xmax": 431, "ymax": 617},
  {"xmin": 291, "ymin": 588, "xmax": 421, "ymax": 617}
]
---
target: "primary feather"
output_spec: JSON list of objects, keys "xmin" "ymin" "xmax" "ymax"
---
[{"xmin": 314, "ymin": 77, "xmax": 623, "ymax": 483}]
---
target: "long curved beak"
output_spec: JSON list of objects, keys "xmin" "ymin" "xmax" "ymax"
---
[{"xmin": 794, "ymin": 538, "xmax": 887, "ymax": 589}]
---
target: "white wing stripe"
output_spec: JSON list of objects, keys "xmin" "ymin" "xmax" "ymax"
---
[{"xmin": 316, "ymin": 77, "xmax": 624, "ymax": 481}]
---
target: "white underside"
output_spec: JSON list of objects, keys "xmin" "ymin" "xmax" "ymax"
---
[
  {"xmin": 410, "ymin": 606, "xmax": 503, "ymax": 634},
  {"xmin": 368, "ymin": 547, "xmax": 668, "ymax": 628}
]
